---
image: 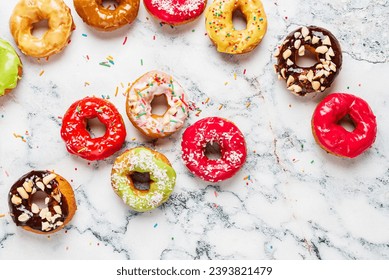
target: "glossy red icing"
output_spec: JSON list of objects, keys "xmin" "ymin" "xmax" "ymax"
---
[
  {"xmin": 181, "ymin": 117, "xmax": 247, "ymax": 182},
  {"xmin": 312, "ymin": 93, "xmax": 377, "ymax": 158},
  {"xmin": 61, "ymin": 97, "xmax": 126, "ymax": 161},
  {"xmin": 144, "ymin": 0, "xmax": 206, "ymax": 25}
]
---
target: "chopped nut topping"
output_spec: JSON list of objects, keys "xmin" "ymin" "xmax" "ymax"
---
[
  {"xmin": 45, "ymin": 211, "xmax": 52, "ymax": 221},
  {"xmin": 286, "ymin": 59, "xmax": 294, "ymax": 66},
  {"xmin": 312, "ymin": 81, "xmax": 321, "ymax": 91},
  {"xmin": 327, "ymin": 47, "xmax": 335, "ymax": 57},
  {"xmin": 36, "ymin": 181, "xmax": 45, "ymax": 191},
  {"xmin": 288, "ymin": 85, "xmax": 302, "ymax": 93},
  {"xmin": 294, "ymin": 32, "xmax": 301, "ymax": 39},
  {"xmin": 281, "ymin": 68, "xmax": 286, "ymax": 79},
  {"xmin": 299, "ymin": 75, "xmax": 308, "ymax": 81},
  {"xmin": 316, "ymin": 46, "xmax": 329, "ymax": 54},
  {"xmin": 31, "ymin": 203, "xmax": 40, "ymax": 214},
  {"xmin": 321, "ymin": 86, "xmax": 326, "ymax": 91},
  {"xmin": 283, "ymin": 49, "xmax": 292, "ymax": 59},
  {"xmin": 307, "ymin": 70, "xmax": 314, "ymax": 82},
  {"xmin": 11, "ymin": 195, "xmax": 22, "ymax": 205},
  {"xmin": 316, "ymin": 64, "xmax": 323, "ymax": 69},
  {"xmin": 301, "ymin": 27, "xmax": 309, "ymax": 38},
  {"xmin": 325, "ymin": 53, "xmax": 332, "ymax": 61},
  {"xmin": 17, "ymin": 187, "xmax": 29, "ymax": 199},
  {"xmin": 51, "ymin": 214, "xmax": 61, "ymax": 223},
  {"xmin": 322, "ymin": 36, "xmax": 331, "ymax": 46},
  {"xmin": 286, "ymin": 75, "xmax": 295, "ymax": 87},
  {"xmin": 56, "ymin": 221, "xmax": 64, "ymax": 227},
  {"xmin": 329, "ymin": 64, "xmax": 337, "ymax": 72},
  {"xmin": 54, "ymin": 205, "xmax": 62, "ymax": 215},
  {"xmin": 39, "ymin": 207, "xmax": 49, "ymax": 219},
  {"xmin": 312, "ymin": 36, "xmax": 320, "ymax": 44},
  {"xmin": 52, "ymin": 193, "xmax": 61, "ymax": 203},
  {"xmin": 298, "ymin": 45, "xmax": 305, "ymax": 56},
  {"xmin": 43, "ymin": 173, "xmax": 56, "ymax": 185},
  {"xmin": 294, "ymin": 40, "xmax": 301, "ymax": 49},
  {"xmin": 41, "ymin": 222, "xmax": 51, "ymax": 231},
  {"xmin": 45, "ymin": 197, "xmax": 50, "ymax": 205},
  {"xmin": 23, "ymin": 181, "xmax": 33, "ymax": 193},
  {"xmin": 304, "ymin": 36, "xmax": 311, "ymax": 42},
  {"xmin": 18, "ymin": 213, "xmax": 30, "ymax": 222}
]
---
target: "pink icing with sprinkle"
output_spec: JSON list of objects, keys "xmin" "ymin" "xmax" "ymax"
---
[{"xmin": 144, "ymin": 0, "xmax": 206, "ymax": 25}]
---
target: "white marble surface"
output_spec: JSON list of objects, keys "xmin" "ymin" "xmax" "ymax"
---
[{"xmin": 1, "ymin": 0, "xmax": 389, "ymax": 259}]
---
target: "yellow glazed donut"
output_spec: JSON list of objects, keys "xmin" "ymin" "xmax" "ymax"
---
[
  {"xmin": 9, "ymin": 0, "xmax": 74, "ymax": 58},
  {"xmin": 205, "ymin": 0, "xmax": 267, "ymax": 54}
]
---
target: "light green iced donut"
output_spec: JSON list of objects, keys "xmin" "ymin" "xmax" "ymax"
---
[
  {"xmin": 0, "ymin": 38, "xmax": 22, "ymax": 96},
  {"xmin": 111, "ymin": 147, "xmax": 176, "ymax": 212}
]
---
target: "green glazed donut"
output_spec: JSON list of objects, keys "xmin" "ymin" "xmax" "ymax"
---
[
  {"xmin": 0, "ymin": 38, "xmax": 22, "ymax": 96},
  {"xmin": 111, "ymin": 147, "xmax": 176, "ymax": 212}
]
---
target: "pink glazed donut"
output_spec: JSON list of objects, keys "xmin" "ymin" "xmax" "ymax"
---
[
  {"xmin": 143, "ymin": 0, "xmax": 207, "ymax": 25},
  {"xmin": 181, "ymin": 117, "xmax": 247, "ymax": 182}
]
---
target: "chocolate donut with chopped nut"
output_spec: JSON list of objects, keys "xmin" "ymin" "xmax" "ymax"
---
[
  {"xmin": 274, "ymin": 26, "xmax": 342, "ymax": 96},
  {"xmin": 8, "ymin": 170, "xmax": 77, "ymax": 234}
]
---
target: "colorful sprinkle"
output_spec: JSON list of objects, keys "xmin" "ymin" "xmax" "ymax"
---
[
  {"xmin": 82, "ymin": 33, "xmax": 87, "ymax": 37},
  {"xmin": 153, "ymin": 223, "xmax": 158, "ymax": 228},
  {"xmin": 39, "ymin": 70, "xmax": 45, "ymax": 76},
  {"xmin": 122, "ymin": 36, "xmax": 128, "ymax": 45},
  {"xmin": 243, "ymin": 69, "xmax": 247, "ymax": 75},
  {"xmin": 141, "ymin": 59, "xmax": 143, "ymax": 66},
  {"xmin": 218, "ymin": 104, "xmax": 223, "ymax": 110},
  {"xmin": 13, "ymin": 133, "xmax": 26, "ymax": 142}
]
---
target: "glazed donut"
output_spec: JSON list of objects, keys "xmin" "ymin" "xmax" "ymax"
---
[
  {"xmin": 8, "ymin": 170, "xmax": 77, "ymax": 234},
  {"xmin": 181, "ymin": 117, "xmax": 247, "ymax": 182},
  {"xmin": 274, "ymin": 26, "xmax": 342, "ymax": 96},
  {"xmin": 312, "ymin": 93, "xmax": 377, "ymax": 158},
  {"xmin": 61, "ymin": 97, "xmax": 126, "ymax": 161},
  {"xmin": 9, "ymin": 0, "xmax": 74, "ymax": 58},
  {"xmin": 205, "ymin": 0, "xmax": 267, "ymax": 54},
  {"xmin": 0, "ymin": 38, "xmax": 23, "ymax": 97},
  {"xmin": 126, "ymin": 70, "xmax": 189, "ymax": 138},
  {"xmin": 73, "ymin": 0, "xmax": 140, "ymax": 31},
  {"xmin": 144, "ymin": 0, "xmax": 207, "ymax": 25},
  {"xmin": 111, "ymin": 147, "xmax": 176, "ymax": 212}
]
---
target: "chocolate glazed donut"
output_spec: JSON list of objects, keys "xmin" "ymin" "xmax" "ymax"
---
[
  {"xmin": 8, "ymin": 170, "xmax": 77, "ymax": 234},
  {"xmin": 274, "ymin": 26, "xmax": 342, "ymax": 96}
]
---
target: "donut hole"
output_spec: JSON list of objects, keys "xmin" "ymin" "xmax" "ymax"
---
[
  {"xmin": 101, "ymin": 0, "xmax": 119, "ymax": 10},
  {"xmin": 296, "ymin": 47, "xmax": 318, "ymax": 68},
  {"xmin": 232, "ymin": 9, "xmax": 247, "ymax": 31},
  {"xmin": 86, "ymin": 118, "xmax": 107, "ymax": 138},
  {"xmin": 129, "ymin": 172, "xmax": 152, "ymax": 191},
  {"xmin": 338, "ymin": 114, "xmax": 356, "ymax": 132},
  {"xmin": 31, "ymin": 19, "xmax": 49, "ymax": 39},
  {"xmin": 31, "ymin": 191, "xmax": 49, "ymax": 209},
  {"xmin": 204, "ymin": 142, "xmax": 222, "ymax": 160},
  {"xmin": 151, "ymin": 95, "xmax": 170, "ymax": 116}
]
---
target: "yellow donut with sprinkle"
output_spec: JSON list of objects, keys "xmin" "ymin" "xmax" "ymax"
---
[{"xmin": 205, "ymin": 0, "xmax": 267, "ymax": 54}]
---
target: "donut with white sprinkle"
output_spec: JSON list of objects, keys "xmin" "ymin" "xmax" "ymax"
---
[
  {"xmin": 181, "ymin": 117, "xmax": 247, "ymax": 182},
  {"xmin": 144, "ymin": 0, "xmax": 206, "ymax": 25},
  {"xmin": 274, "ymin": 26, "xmax": 342, "ymax": 96}
]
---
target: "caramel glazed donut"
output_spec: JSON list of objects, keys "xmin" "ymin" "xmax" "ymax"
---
[
  {"xmin": 73, "ymin": 0, "xmax": 140, "ymax": 31},
  {"xmin": 10, "ymin": 0, "xmax": 74, "ymax": 58},
  {"xmin": 274, "ymin": 26, "xmax": 342, "ymax": 96},
  {"xmin": 8, "ymin": 170, "xmax": 77, "ymax": 234}
]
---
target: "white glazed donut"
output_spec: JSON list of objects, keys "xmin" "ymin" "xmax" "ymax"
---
[{"xmin": 126, "ymin": 70, "xmax": 189, "ymax": 138}]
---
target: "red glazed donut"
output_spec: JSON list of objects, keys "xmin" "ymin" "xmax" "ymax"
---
[
  {"xmin": 181, "ymin": 117, "xmax": 247, "ymax": 182},
  {"xmin": 312, "ymin": 93, "xmax": 377, "ymax": 158},
  {"xmin": 61, "ymin": 97, "xmax": 126, "ymax": 161},
  {"xmin": 143, "ymin": 0, "xmax": 207, "ymax": 25}
]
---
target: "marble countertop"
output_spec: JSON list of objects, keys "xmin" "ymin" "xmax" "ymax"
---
[{"xmin": 1, "ymin": 0, "xmax": 389, "ymax": 260}]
